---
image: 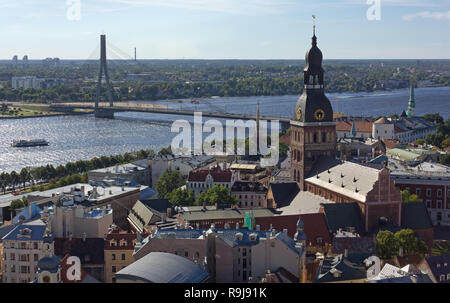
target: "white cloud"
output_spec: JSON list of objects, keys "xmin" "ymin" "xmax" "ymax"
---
[{"xmin": 403, "ymin": 10, "xmax": 450, "ymax": 21}]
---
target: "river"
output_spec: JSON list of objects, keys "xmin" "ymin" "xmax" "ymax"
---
[{"xmin": 0, "ymin": 86, "xmax": 449, "ymax": 173}]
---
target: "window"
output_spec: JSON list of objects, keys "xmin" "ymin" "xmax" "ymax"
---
[
  {"xmin": 243, "ymin": 271, "xmax": 247, "ymax": 281},
  {"xmin": 185, "ymin": 251, "xmax": 189, "ymax": 257},
  {"xmin": 440, "ymin": 275, "xmax": 445, "ymax": 282},
  {"xmin": 242, "ymin": 248, "xmax": 247, "ymax": 257},
  {"xmin": 112, "ymin": 266, "xmax": 116, "ymax": 273},
  {"xmin": 416, "ymin": 188, "xmax": 421, "ymax": 196},
  {"xmin": 243, "ymin": 259, "xmax": 247, "ymax": 269},
  {"xmin": 437, "ymin": 200, "xmax": 442, "ymax": 209},
  {"xmin": 121, "ymin": 254, "xmax": 125, "ymax": 261},
  {"xmin": 437, "ymin": 189, "xmax": 442, "ymax": 197},
  {"xmin": 10, "ymin": 253, "xmax": 15, "ymax": 261},
  {"xmin": 112, "ymin": 254, "xmax": 116, "ymax": 261},
  {"xmin": 34, "ymin": 254, "xmax": 39, "ymax": 261},
  {"xmin": 33, "ymin": 242, "xmax": 38, "ymax": 249},
  {"xmin": 426, "ymin": 200, "xmax": 431, "ymax": 208},
  {"xmin": 426, "ymin": 188, "xmax": 432, "ymax": 197}
]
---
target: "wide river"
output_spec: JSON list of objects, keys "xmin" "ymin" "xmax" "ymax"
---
[{"xmin": 0, "ymin": 86, "xmax": 449, "ymax": 173}]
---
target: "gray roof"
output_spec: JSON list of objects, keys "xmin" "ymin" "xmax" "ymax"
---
[
  {"xmin": 322, "ymin": 203, "xmax": 365, "ymax": 235},
  {"xmin": 115, "ymin": 252, "xmax": 209, "ymax": 283},
  {"xmin": 306, "ymin": 157, "xmax": 381, "ymax": 203},
  {"xmin": 401, "ymin": 202, "xmax": 433, "ymax": 230},
  {"xmin": 179, "ymin": 208, "xmax": 275, "ymax": 221},
  {"xmin": 315, "ymin": 253, "xmax": 371, "ymax": 283},
  {"xmin": 269, "ymin": 182, "xmax": 299, "ymax": 207},
  {"xmin": 277, "ymin": 191, "xmax": 332, "ymax": 215}
]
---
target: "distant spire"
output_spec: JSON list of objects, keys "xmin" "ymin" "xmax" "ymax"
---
[
  {"xmin": 407, "ymin": 82, "xmax": 415, "ymax": 117},
  {"xmin": 312, "ymin": 15, "xmax": 317, "ymax": 46}
]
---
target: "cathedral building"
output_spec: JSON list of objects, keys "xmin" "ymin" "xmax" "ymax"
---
[{"xmin": 287, "ymin": 25, "xmax": 405, "ymax": 233}]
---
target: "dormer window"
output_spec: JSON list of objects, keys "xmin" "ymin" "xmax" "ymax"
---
[{"xmin": 110, "ymin": 240, "xmax": 117, "ymax": 247}]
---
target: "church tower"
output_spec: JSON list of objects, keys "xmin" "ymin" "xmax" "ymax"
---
[{"xmin": 290, "ymin": 19, "xmax": 336, "ymax": 190}]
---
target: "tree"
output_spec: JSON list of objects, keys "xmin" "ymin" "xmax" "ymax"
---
[
  {"xmin": 155, "ymin": 169, "xmax": 185, "ymax": 199},
  {"xmin": 19, "ymin": 168, "xmax": 31, "ymax": 189},
  {"xmin": 414, "ymin": 139, "xmax": 426, "ymax": 145},
  {"xmin": 442, "ymin": 138, "xmax": 450, "ymax": 149},
  {"xmin": 394, "ymin": 229, "xmax": 428, "ymax": 256},
  {"xmin": 376, "ymin": 230, "xmax": 399, "ymax": 260},
  {"xmin": 195, "ymin": 185, "xmax": 239, "ymax": 206},
  {"xmin": 423, "ymin": 113, "xmax": 443, "ymax": 124},
  {"xmin": 167, "ymin": 188, "xmax": 195, "ymax": 206},
  {"xmin": 401, "ymin": 190, "xmax": 423, "ymax": 203},
  {"xmin": 441, "ymin": 153, "xmax": 450, "ymax": 165},
  {"xmin": 9, "ymin": 171, "xmax": 19, "ymax": 191},
  {"xmin": 9, "ymin": 196, "xmax": 28, "ymax": 212}
]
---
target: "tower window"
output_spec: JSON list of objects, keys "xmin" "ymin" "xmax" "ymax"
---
[
  {"xmin": 313, "ymin": 133, "xmax": 318, "ymax": 143},
  {"xmin": 322, "ymin": 132, "xmax": 326, "ymax": 142}
]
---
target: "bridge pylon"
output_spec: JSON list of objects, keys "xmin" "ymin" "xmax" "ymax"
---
[{"xmin": 95, "ymin": 34, "xmax": 114, "ymax": 118}]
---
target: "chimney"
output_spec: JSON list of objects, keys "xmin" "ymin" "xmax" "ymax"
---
[{"xmin": 82, "ymin": 232, "xmax": 86, "ymax": 242}]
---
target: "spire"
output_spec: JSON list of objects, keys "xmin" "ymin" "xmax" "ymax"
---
[
  {"xmin": 312, "ymin": 14, "xmax": 317, "ymax": 46},
  {"xmin": 407, "ymin": 82, "xmax": 415, "ymax": 117},
  {"xmin": 351, "ymin": 121, "xmax": 357, "ymax": 137}
]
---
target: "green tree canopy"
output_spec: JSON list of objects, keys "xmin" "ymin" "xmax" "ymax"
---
[
  {"xmin": 167, "ymin": 188, "xmax": 195, "ymax": 207},
  {"xmin": 394, "ymin": 229, "xmax": 428, "ymax": 256},
  {"xmin": 195, "ymin": 185, "xmax": 239, "ymax": 206},
  {"xmin": 155, "ymin": 169, "xmax": 185, "ymax": 199},
  {"xmin": 9, "ymin": 196, "xmax": 28, "ymax": 211},
  {"xmin": 401, "ymin": 190, "xmax": 423, "ymax": 203},
  {"xmin": 376, "ymin": 230, "xmax": 400, "ymax": 260}
]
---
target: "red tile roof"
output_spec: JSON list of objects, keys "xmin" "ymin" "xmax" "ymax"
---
[
  {"xmin": 105, "ymin": 233, "xmax": 137, "ymax": 250},
  {"xmin": 336, "ymin": 121, "xmax": 373, "ymax": 133},
  {"xmin": 255, "ymin": 213, "xmax": 331, "ymax": 247},
  {"xmin": 188, "ymin": 166, "xmax": 232, "ymax": 183},
  {"xmin": 383, "ymin": 139, "xmax": 399, "ymax": 149}
]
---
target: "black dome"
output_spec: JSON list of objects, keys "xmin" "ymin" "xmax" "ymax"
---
[
  {"xmin": 304, "ymin": 36, "xmax": 324, "ymax": 73},
  {"xmin": 294, "ymin": 91, "xmax": 333, "ymax": 123},
  {"xmin": 38, "ymin": 256, "xmax": 60, "ymax": 271}
]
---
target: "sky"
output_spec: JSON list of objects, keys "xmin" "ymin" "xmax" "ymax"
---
[{"xmin": 0, "ymin": 0, "xmax": 449, "ymax": 60}]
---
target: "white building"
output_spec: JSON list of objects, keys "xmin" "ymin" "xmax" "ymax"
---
[
  {"xmin": 372, "ymin": 117, "xmax": 395, "ymax": 141},
  {"xmin": 2, "ymin": 219, "xmax": 52, "ymax": 283},
  {"xmin": 44, "ymin": 194, "xmax": 113, "ymax": 239},
  {"xmin": 187, "ymin": 166, "xmax": 236, "ymax": 197},
  {"xmin": 11, "ymin": 76, "xmax": 44, "ymax": 89}
]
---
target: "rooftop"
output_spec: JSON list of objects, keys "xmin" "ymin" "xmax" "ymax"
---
[
  {"xmin": 277, "ymin": 191, "xmax": 331, "ymax": 216},
  {"xmin": 179, "ymin": 208, "xmax": 275, "ymax": 222},
  {"xmin": 116, "ymin": 252, "xmax": 209, "ymax": 283},
  {"xmin": 306, "ymin": 157, "xmax": 381, "ymax": 203}
]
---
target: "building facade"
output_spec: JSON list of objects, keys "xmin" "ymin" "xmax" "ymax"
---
[{"xmin": 2, "ymin": 220, "xmax": 51, "ymax": 283}]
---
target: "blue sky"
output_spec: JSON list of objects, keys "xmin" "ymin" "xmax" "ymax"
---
[{"xmin": 0, "ymin": 0, "xmax": 449, "ymax": 59}]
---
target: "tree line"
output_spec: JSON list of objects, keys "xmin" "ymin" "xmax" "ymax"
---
[{"xmin": 0, "ymin": 149, "xmax": 156, "ymax": 194}]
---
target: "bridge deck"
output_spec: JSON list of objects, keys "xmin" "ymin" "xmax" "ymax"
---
[{"xmin": 50, "ymin": 103, "xmax": 291, "ymax": 123}]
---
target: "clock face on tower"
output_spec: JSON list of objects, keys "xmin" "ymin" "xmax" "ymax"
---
[
  {"xmin": 296, "ymin": 108, "xmax": 303, "ymax": 120},
  {"xmin": 314, "ymin": 109, "xmax": 325, "ymax": 121}
]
